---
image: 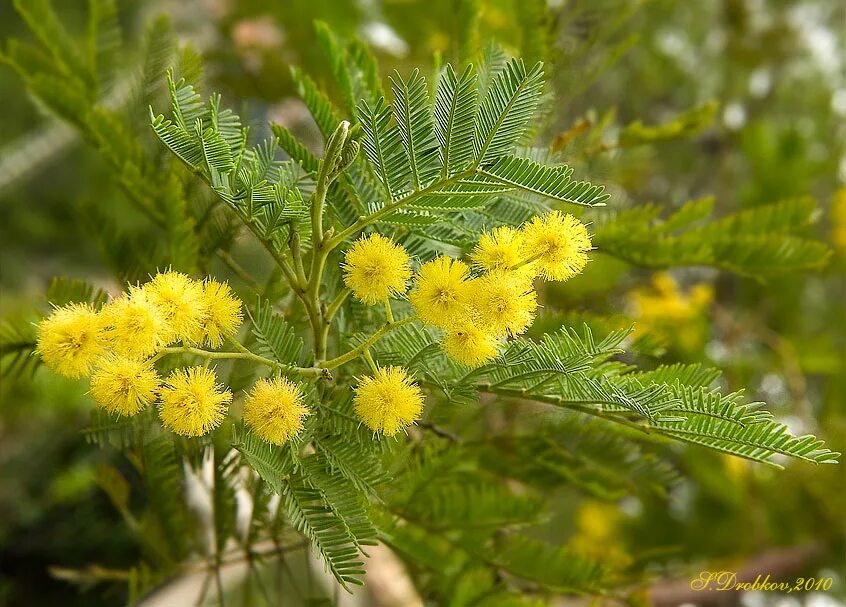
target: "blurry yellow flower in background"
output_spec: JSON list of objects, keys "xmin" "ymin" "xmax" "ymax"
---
[
  {"xmin": 627, "ymin": 272, "xmax": 714, "ymax": 352},
  {"xmin": 102, "ymin": 291, "xmax": 167, "ymax": 359},
  {"xmin": 723, "ymin": 452, "xmax": 750, "ymax": 480},
  {"xmin": 158, "ymin": 367, "xmax": 232, "ymax": 436},
  {"xmin": 90, "ymin": 356, "xmax": 160, "ymax": 416},
  {"xmin": 471, "ymin": 225, "xmax": 525, "ymax": 272},
  {"xmin": 569, "ymin": 501, "xmax": 631, "ymax": 568},
  {"xmin": 441, "ymin": 321, "xmax": 498, "ymax": 367},
  {"xmin": 141, "ymin": 271, "xmax": 207, "ymax": 344},
  {"xmin": 470, "ymin": 270, "xmax": 538, "ymax": 336},
  {"xmin": 200, "ymin": 280, "xmax": 244, "ymax": 348},
  {"xmin": 37, "ymin": 303, "xmax": 107, "ymax": 378},
  {"xmin": 353, "ymin": 366, "xmax": 424, "ymax": 436},
  {"xmin": 243, "ymin": 376, "xmax": 310, "ymax": 445},
  {"xmin": 343, "ymin": 234, "xmax": 412, "ymax": 304},
  {"xmin": 409, "ymin": 256, "xmax": 473, "ymax": 328},
  {"xmin": 520, "ymin": 211, "xmax": 592, "ymax": 281}
]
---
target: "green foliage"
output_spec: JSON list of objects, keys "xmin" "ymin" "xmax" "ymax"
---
[
  {"xmin": 46, "ymin": 276, "xmax": 110, "ymax": 308},
  {"xmin": 592, "ymin": 196, "xmax": 831, "ymax": 275},
  {"xmin": 2, "ymin": 2, "xmax": 843, "ymax": 605},
  {"xmin": 231, "ymin": 423, "xmax": 300, "ymax": 493},
  {"xmin": 0, "ymin": 313, "xmax": 40, "ymax": 379},
  {"xmin": 279, "ymin": 472, "xmax": 370, "ymax": 588},
  {"xmin": 618, "ymin": 101, "xmax": 719, "ymax": 146},
  {"xmin": 248, "ymin": 298, "xmax": 305, "ymax": 366},
  {"xmin": 1, "ymin": 2, "xmax": 206, "ymax": 278}
]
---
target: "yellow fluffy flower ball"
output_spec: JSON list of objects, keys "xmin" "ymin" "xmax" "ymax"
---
[
  {"xmin": 520, "ymin": 211, "xmax": 592, "ymax": 281},
  {"xmin": 441, "ymin": 321, "xmax": 499, "ymax": 367},
  {"xmin": 158, "ymin": 367, "xmax": 232, "ymax": 436},
  {"xmin": 200, "ymin": 280, "xmax": 244, "ymax": 348},
  {"xmin": 243, "ymin": 376, "xmax": 310, "ymax": 445},
  {"xmin": 470, "ymin": 270, "xmax": 538, "ymax": 336},
  {"xmin": 343, "ymin": 234, "xmax": 411, "ymax": 305},
  {"xmin": 353, "ymin": 366, "xmax": 424, "ymax": 436},
  {"xmin": 37, "ymin": 303, "xmax": 107, "ymax": 378},
  {"xmin": 471, "ymin": 225, "xmax": 526, "ymax": 272},
  {"xmin": 409, "ymin": 256, "xmax": 472, "ymax": 329},
  {"xmin": 89, "ymin": 356, "xmax": 160, "ymax": 416},
  {"xmin": 102, "ymin": 290, "xmax": 168, "ymax": 359},
  {"xmin": 141, "ymin": 271, "xmax": 207, "ymax": 344}
]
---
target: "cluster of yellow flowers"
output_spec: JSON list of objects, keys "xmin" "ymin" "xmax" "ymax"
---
[
  {"xmin": 37, "ymin": 211, "xmax": 592, "ymax": 444},
  {"xmin": 626, "ymin": 272, "xmax": 714, "ymax": 351},
  {"xmin": 36, "ymin": 271, "xmax": 308, "ymax": 444},
  {"xmin": 343, "ymin": 211, "xmax": 591, "ymax": 436},
  {"xmin": 343, "ymin": 210, "xmax": 592, "ymax": 367}
]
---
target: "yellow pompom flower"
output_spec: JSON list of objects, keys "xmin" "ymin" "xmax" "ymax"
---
[
  {"xmin": 471, "ymin": 225, "xmax": 525, "ymax": 271},
  {"xmin": 158, "ymin": 367, "xmax": 232, "ymax": 436},
  {"xmin": 353, "ymin": 366, "xmax": 424, "ymax": 436},
  {"xmin": 243, "ymin": 377, "xmax": 310, "ymax": 445},
  {"xmin": 89, "ymin": 356, "xmax": 160, "ymax": 416},
  {"xmin": 102, "ymin": 291, "xmax": 167, "ymax": 359},
  {"xmin": 343, "ymin": 234, "xmax": 412, "ymax": 305},
  {"xmin": 37, "ymin": 303, "xmax": 107, "ymax": 378},
  {"xmin": 520, "ymin": 211, "xmax": 592, "ymax": 281},
  {"xmin": 409, "ymin": 256, "xmax": 472, "ymax": 328},
  {"xmin": 200, "ymin": 280, "xmax": 244, "ymax": 347},
  {"xmin": 141, "ymin": 271, "xmax": 207, "ymax": 344},
  {"xmin": 470, "ymin": 270, "xmax": 538, "ymax": 336},
  {"xmin": 441, "ymin": 322, "xmax": 499, "ymax": 367}
]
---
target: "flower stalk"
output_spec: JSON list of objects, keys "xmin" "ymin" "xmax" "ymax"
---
[{"xmin": 161, "ymin": 346, "xmax": 329, "ymax": 378}]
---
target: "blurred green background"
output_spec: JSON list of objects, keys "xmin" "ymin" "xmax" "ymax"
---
[{"xmin": 1, "ymin": 0, "xmax": 844, "ymax": 605}]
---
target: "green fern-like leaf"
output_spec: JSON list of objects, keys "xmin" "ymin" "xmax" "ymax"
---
[
  {"xmin": 473, "ymin": 58, "xmax": 544, "ymax": 166},
  {"xmin": 593, "ymin": 197, "xmax": 831, "ymax": 275},
  {"xmin": 434, "ymin": 64, "xmax": 479, "ymax": 178},
  {"xmin": 247, "ymin": 298, "xmax": 304, "ymax": 368},
  {"xmin": 279, "ymin": 474, "xmax": 367, "ymax": 588},
  {"xmin": 231, "ymin": 424, "xmax": 299, "ymax": 493}
]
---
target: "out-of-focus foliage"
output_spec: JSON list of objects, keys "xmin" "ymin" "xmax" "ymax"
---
[{"xmin": 1, "ymin": 1, "xmax": 844, "ymax": 606}]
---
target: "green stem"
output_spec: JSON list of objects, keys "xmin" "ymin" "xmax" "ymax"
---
[
  {"xmin": 511, "ymin": 250, "xmax": 544, "ymax": 270},
  {"xmin": 362, "ymin": 348, "xmax": 379, "ymax": 373},
  {"xmin": 235, "ymin": 209, "xmax": 319, "ymax": 338},
  {"xmin": 289, "ymin": 230, "xmax": 308, "ymax": 286},
  {"xmin": 320, "ymin": 317, "xmax": 416, "ymax": 370},
  {"xmin": 315, "ymin": 288, "xmax": 352, "ymax": 363},
  {"xmin": 384, "ymin": 300, "xmax": 395, "ymax": 324},
  {"xmin": 161, "ymin": 346, "xmax": 329, "ymax": 379},
  {"xmin": 216, "ymin": 250, "xmax": 262, "ymax": 292},
  {"xmin": 325, "ymin": 288, "xmax": 351, "ymax": 322},
  {"xmin": 304, "ymin": 123, "xmax": 350, "ymax": 360},
  {"xmin": 306, "ymin": 246, "xmax": 328, "ymax": 360}
]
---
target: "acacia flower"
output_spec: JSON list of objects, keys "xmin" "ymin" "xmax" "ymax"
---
[
  {"xmin": 441, "ymin": 321, "xmax": 498, "ymax": 367},
  {"xmin": 37, "ymin": 303, "xmax": 107, "ymax": 378},
  {"xmin": 353, "ymin": 366, "xmax": 424, "ymax": 436},
  {"xmin": 470, "ymin": 270, "xmax": 538, "ymax": 336},
  {"xmin": 158, "ymin": 367, "xmax": 231, "ymax": 436},
  {"xmin": 102, "ymin": 291, "xmax": 167, "ymax": 359},
  {"xmin": 243, "ymin": 377, "xmax": 310, "ymax": 445},
  {"xmin": 89, "ymin": 356, "xmax": 160, "ymax": 416},
  {"xmin": 141, "ymin": 271, "xmax": 207, "ymax": 344},
  {"xmin": 409, "ymin": 256, "xmax": 472, "ymax": 328},
  {"xmin": 343, "ymin": 234, "xmax": 412, "ymax": 304},
  {"xmin": 471, "ymin": 225, "xmax": 526, "ymax": 272},
  {"xmin": 200, "ymin": 279, "xmax": 244, "ymax": 348},
  {"xmin": 520, "ymin": 211, "xmax": 592, "ymax": 281}
]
